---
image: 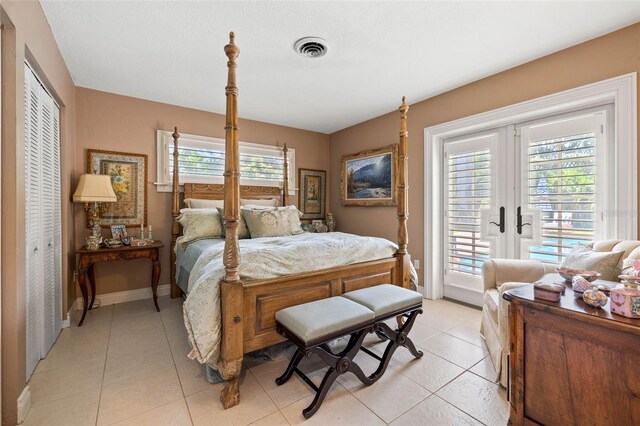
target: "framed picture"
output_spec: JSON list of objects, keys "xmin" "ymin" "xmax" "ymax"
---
[
  {"xmin": 110, "ymin": 224, "xmax": 128, "ymax": 239},
  {"xmin": 87, "ymin": 149, "xmax": 147, "ymax": 227},
  {"xmin": 341, "ymin": 144, "xmax": 397, "ymax": 206},
  {"xmin": 298, "ymin": 168, "xmax": 326, "ymax": 219}
]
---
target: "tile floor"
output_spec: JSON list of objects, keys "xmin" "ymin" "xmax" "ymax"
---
[{"xmin": 23, "ymin": 296, "xmax": 508, "ymax": 426}]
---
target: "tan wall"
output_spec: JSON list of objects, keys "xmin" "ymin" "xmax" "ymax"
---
[
  {"xmin": 75, "ymin": 88, "xmax": 331, "ymax": 296},
  {"xmin": 329, "ymin": 23, "xmax": 640, "ymax": 287},
  {"xmin": 1, "ymin": 1, "xmax": 77, "ymax": 424}
]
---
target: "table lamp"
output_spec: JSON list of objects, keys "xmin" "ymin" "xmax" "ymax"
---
[{"xmin": 73, "ymin": 174, "xmax": 117, "ymax": 238}]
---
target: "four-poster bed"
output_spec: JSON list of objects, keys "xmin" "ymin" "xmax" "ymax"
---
[{"xmin": 169, "ymin": 32, "xmax": 412, "ymax": 409}]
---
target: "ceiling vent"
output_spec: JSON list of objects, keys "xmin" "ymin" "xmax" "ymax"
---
[{"xmin": 294, "ymin": 37, "xmax": 328, "ymax": 58}]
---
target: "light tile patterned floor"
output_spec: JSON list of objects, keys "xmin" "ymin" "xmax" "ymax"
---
[{"xmin": 23, "ymin": 296, "xmax": 508, "ymax": 425}]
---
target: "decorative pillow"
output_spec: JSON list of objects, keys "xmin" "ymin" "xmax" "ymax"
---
[
  {"xmin": 240, "ymin": 198, "xmax": 279, "ymax": 207},
  {"xmin": 176, "ymin": 208, "xmax": 224, "ymax": 249},
  {"xmin": 621, "ymin": 245, "xmax": 640, "ymax": 276},
  {"xmin": 242, "ymin": 205, "xmax": 304, "ymax": 238},
  {"xmin": 561, "ymin": 244, "xmax": 625, "ymax": 281},
  {"xmin": 184, "ymin": 198, "xmax": 225, "ymax": 209},
  {"xmin": 216, "ymin": 207, "xmax": 251, "ymax": 239},
  {"xmin": 282, "ymin": 205, "xmax": 304, "ymax": 235}
]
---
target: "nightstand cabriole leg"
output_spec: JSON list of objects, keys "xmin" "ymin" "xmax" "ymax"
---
[
  {"xmin": 78, "ymin": 267, "xmax": 89, "ymax": 326},
  {"xmin": 152, "ymin": 253, "xmax": 161, "ymax": 312},
  {"xmin": 87, "ymin": 264, "xmax": 97, "ymax": 310}
]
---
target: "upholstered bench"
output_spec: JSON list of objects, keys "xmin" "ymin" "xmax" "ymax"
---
[{"xmin": 275, "ymin": 284, "xmax": 423, "ymax": 418}]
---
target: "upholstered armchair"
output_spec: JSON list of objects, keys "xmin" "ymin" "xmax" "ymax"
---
[{"xmin": 480, "ymin": 240, "xmax": 640, "ymax": 387}]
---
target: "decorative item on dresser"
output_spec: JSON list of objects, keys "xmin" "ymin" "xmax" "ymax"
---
[
  {"xmin": 325, "ymin": 211, "xmax": 336, "ymax": 232},
  {"xmin": 87, "ymin": 149, "xmax": 148, "ymax": 227},
  {"xmin": 75, "ymin": 241, "xmax": 164, "ymax": 326},
  {"xmin": 341, "ymin": 144, "xmax": 398, "ymax": 206},
  {"xmin": 72, "ymin": 174, "xmax": 118, "ymax": 239},
  {"xmin": 504, "ymin": 274, "xmax": 640, "ymax": 426},
  {"xmin": 168, "ymin": 33, "xmax": 413, "ymax": 409},
  {"xmin": 298, "ymin": 168, "xmax": 326, "ymax": 219}
]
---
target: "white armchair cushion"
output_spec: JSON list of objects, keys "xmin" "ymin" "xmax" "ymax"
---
[
  {"xmin": 483, "ymin": 289, "xmax": 500, "ymax": 324},
  {"xmin": 560, "ymin": 244, "xmax": 625, "ymax": 281}
]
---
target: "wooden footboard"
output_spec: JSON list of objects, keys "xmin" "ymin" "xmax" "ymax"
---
[{"xmin": 242, "ymin": 257, "xmax": 401, "ymax": 353}]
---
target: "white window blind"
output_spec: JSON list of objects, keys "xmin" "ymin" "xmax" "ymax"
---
[
  {"xmin": 447, "ymin": 149, "xmax": 492, "ymax": 276},
  {"xmin": 527, "ymin": 133, "xmax": 596, "ymax": 263},
  {"xmin": 156, "ymin": 130, "xmax": 295, "ymax": 193}
]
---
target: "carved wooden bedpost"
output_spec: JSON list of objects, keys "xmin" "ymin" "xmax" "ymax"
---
[
  {"xmin": 395, "ymin": 97, "xmax": 412, "ymax": 289},
  {"xmin": 219, "ymin": 32, "xmax": 244, "ymax": 409},
  {"xmin": 170, "ymin": 127, "xmax": 181, "ymax": 298},
  {"xmin": 282, "ymin": 144, "xmax": 289, "ymax": 206}
]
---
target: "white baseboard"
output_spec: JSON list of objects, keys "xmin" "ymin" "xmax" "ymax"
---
[
  {"xmin": 443, "ymin": 284, "xmax": 483, "ymax": 307},
  {"xmin": 16, "ymin": 386, "xmax": 31, "ymax": 424},
  {"xmin": 75, "ymin": 284, "xmax": 171, "ymax": 309}
]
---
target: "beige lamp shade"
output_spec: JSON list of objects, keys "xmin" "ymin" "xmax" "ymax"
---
[{"xmin": 73, "ymin": 174, "xmax": 117, "ymax": 203}]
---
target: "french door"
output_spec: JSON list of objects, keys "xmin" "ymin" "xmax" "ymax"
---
[{"xmin": 443, "ymin": 107, "xmax": 609, "ymax": 303}]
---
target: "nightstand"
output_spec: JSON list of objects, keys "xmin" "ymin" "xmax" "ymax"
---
[{"xmin": 76, "ymin": 241, "xmax": 164, "ymax": 326}]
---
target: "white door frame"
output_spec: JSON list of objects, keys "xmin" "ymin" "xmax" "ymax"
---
[{"xmin": 424, "ymin": 73, "xmax": 637, "ymax": 300}]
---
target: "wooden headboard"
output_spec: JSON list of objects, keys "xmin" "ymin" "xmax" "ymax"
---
[{"xmin": 183, "ymin": 183, "xmax": 282, "ymax": 204}]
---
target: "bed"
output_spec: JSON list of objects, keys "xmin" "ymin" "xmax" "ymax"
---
[{"xmin": 169, "ymin": 32, "xmax": 412, "ymax": 409}]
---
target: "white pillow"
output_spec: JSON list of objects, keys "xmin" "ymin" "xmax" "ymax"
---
[
  {"xmin": 241, "ymin": 205, "xmax": 303, "ymax": 237},
  {"xmin": 240, "ymin": 198, "xmax": 279, "ymax": 207},
  {"xmin": 176, "ymin": 208, "xmax": 224, "ymax": 249},
  {"xmin": 184, "ymin": 198, "xmax": 225, "ymax": 209}
]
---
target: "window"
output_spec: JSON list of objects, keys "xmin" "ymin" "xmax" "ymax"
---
[
  {"xmin": 156, "ymin": 130, "xmax": 295, "ymax": 193},
  {"xmin": 446, "ymin": 148, "xmax": 492, "ymax": 277},
  {"xmin": 527, "ymin": 132, "xmax": 597, "ymax": 263}
]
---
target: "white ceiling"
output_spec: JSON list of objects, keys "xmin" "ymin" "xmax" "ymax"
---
[{"xmin": 41, "ymin": 1, "xmax": 640, "ymax": 134}]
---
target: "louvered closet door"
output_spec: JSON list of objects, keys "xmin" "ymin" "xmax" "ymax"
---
[
  {"xmin": 52, "ymin": 101, "xmax": 62, "ymax": 343},
  {"xmin": 25, "ymin": 63, "xmax": 62, "ymax": 379},
  {"xmin": 39, "ymin": 88, "xmax": 62, "ymax": 354},
  {"xmin": 443, "ymin": 130, "xmax": 506, "ymax": 299},
  {"xmin": 517, "ymin": 111, "xmax": 606, "ymax": 263},
  {"xmin": 25, "ymin": 65, "xmax": 43, "ymax": 379}
]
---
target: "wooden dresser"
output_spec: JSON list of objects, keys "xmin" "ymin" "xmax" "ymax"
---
[{"xmin": 504, "ymin": 274, "xmax": 640, "ymax": 426}]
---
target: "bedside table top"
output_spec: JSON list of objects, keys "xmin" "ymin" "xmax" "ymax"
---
[{"xmin": 77, "ymin": 240, "xmax": 164, "ymax": 253}]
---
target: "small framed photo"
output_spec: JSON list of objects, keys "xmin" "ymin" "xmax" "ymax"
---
[{"xmin": 110, "ymin": 224, "xmax": 128, "ymax": 239}]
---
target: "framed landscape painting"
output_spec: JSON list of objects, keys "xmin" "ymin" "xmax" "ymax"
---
[
  {"xmin": 341, "ymin": 144, "xmax": 397, "ymax": 206},
  {"xmin": 87, "ymin": 149, "xmax": 147, "ymax": 227},
  {"xmin": 298, "ymin": 168, "xmax": 326, "ymax": 219}
]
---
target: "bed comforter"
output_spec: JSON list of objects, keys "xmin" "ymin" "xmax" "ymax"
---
[{"xmin": 183, "ymin": 232, "xmax": 417, "ymax": 368}]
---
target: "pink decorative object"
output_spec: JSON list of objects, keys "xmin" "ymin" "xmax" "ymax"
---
[
  {"xmin": 632, "ymin": 260, "xmax": 640, "ymax": 277},
  {"xmin": 533, "ymin": 282, "xmax": 564, "ymax": 302},
  {"xmin": 582, "ymin": 286, "xmax": 608, "ymax": 308},
  {"xmin": 610, "ymin": 281, "xmax": 640, "ymax": 319},
  {"xmin": 572, "ymin": 276, "xmax": 592, "ymax": 295}
]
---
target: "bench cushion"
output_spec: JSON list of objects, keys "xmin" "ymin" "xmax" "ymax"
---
[
  {"xmin": 275, "ymin": 297, "xmax": 375, "ymax": 344},
  {"xmin": 341, "ymin": 284, "xmax": 423, "ymax": 318}
]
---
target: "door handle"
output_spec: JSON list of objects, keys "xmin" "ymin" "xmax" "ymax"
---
[
  {"xmin": 516, "ymin": 206, "xmax": 531, "ymax": 235},
  {"xmin": 489, "ymin": 206, "xmax": 505, "ymax": 233}
]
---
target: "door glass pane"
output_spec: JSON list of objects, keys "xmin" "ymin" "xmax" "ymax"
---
[
  {"xmin": 447, "ymin": 149, "xmax": 491, "ymax": 276},
  {"xmin": 527, "ymin": 133, "xmax": 596, "ymax": 263}
]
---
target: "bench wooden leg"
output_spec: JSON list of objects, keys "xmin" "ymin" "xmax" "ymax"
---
[
  {"xmin": 366, "ymin": 308, "xmax": 423, "ymax": 382},
  {"xmin": 276, "ymin": 328, "xmax": 374, "ymax": 419},
  {"xmin": 305, "ymin": 328, "xmax": 372, "ymax": 418},
  {"xmin": 275, "ymin": 348, "xmax": 304, "ymax": 386}
]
